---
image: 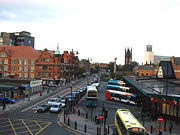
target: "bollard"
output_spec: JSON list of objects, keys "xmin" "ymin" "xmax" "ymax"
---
[
  {"xmin": 75, "ymin": 121, "xmax": 77, "ymax": 130},
  {"xmin": 86, "ymin": 113, "xmax": 88, "ymax": 119},
  {"xmin": 151, "ymin": 125, "xmax": 153, "ymax": 134},
  {"xmin": 78, "ymin": 110, "xmax": 80, "ymax": 116},
  {"xmin": 64, "ymin": 115, "xmax": 66, "ymax": 123},
  {"xmin": 84, "ymin": 124, "xmax": 87, "ymax": 133},
  {"xmin": 68, "ymin": 118, "xmax": 70, "ymax": 126},
  {"xmin": 108, "ymin": 125, "xmax": 109, "ymax": 134}
]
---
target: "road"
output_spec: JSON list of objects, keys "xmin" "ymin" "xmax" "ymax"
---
[{"xmin": 0, "ymin": 81, "xmax": 86, "ymax": 135}]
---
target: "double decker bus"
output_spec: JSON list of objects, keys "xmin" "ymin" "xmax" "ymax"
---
[
  {"xmin": 106, "ymin": 90, "xmax": 138, "ymax": 105},
  {"xmin": 108, "ymin": 79, "xmax": 126, "ymax": 86},
  {"xmin": 115, "ymin": 109, "xmax": 147, "ymax": 135},
  {"xmin": 106, "ymin": 84, "xmax": 130, "ymax": 92},
  {"xmin": 86, "ymin": 86, "xmax": 98, "ymax": 107}
]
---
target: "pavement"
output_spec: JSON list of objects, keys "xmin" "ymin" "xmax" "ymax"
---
[{"xmin": 1, "ymin": 86, "xmax": 180, "ymax": 135}]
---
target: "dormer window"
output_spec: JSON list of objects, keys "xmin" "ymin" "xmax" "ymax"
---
[{"xmin": 0, "ymin": 52, "xmax": 6, "ymax": 57}]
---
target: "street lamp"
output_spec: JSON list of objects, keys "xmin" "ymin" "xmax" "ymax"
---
[
  {"xmin": 70, "ymin": 84, "xmax": 73, "ymax": 111},
  {"xmin": 71, "ymin": 49, "xmax": 79, "ymax": 82}
]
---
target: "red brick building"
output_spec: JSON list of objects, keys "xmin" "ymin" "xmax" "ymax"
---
[
  {"xmin": 170, "ymin": 56, "xmax": 180, "ymax": 79},
  {"xmin": 0, "ymin": 46, "xmax": 39, "ymax": 79},
  {"xmin": 0, "ymin": 46, "xmax": 79, "ymax": 85}
]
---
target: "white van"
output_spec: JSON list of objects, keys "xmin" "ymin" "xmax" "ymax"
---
[{"xmin": 49, "ymin": 102, "xmax": 62, "ymax": 113}]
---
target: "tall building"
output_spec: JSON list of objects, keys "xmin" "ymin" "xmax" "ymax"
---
[
  {"xmin": 144, "ymin": 45, "xmax": 154, "ymax": 64},
  {"xmin": 0, "ymin": 31, "xmax": 35, "ymax": 48},
  {"xmin": 125, "ymin": 47, "xmax": 132, "ymax": 65}
]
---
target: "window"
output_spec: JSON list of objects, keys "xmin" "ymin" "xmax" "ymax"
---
[
  {"xmin": 30, "ymin": 66, "xmax": 35, "ymax": 72},
  {"xmin": 11, "ymin": 59, "xmax": 15, "ymax": 64},
  {"xmin": 4, "ymin": 65, "xmax": 8, "ymax": 71},
  {"xmin": 38, "ymin": 72, "xmax": 41, "ymax": 77},
  {"xmin": 0, "ymin": 66, "xmax": 2, "ymax": 71},
  {"xmin": 49, "ymin": 72, "xmax": 52, "ymax": 77},
  {"xmin": 38, "ymin": 66, "xmax": 41, "ymax": 70},
  {"xmin": 24, "ymin": 59, "xmax": 28, "ymax": 65},
  {"xmin": 41, "ymin": 58, "xmax": 49, "ymax": 62},
  {"xmin": 4, "ymin": 73, "xmax": 8, "ymax": 78},
  {"xmin": 18, "ymin": 59, "xmax": 22, "ymax": 65},
  {"xmin": 24, "ymin": 73, "xmax": 28, "ymax": 79},
  {"xmin": 17, "ymin": 73, "xmax": 21, "ymax": 78},
  {"xmin": 31, "ymin": 60, "xmax": 35, "ymax": 65},
  {"xmin": 0, "ymin": 52, "xmax": 6, "ymax": 57},
  {"xmin": 30, "ymin": 73, "xmax": 34, "ymax": 79},
  {"xmin": 43, "ymin": 66, "xmax": 47, "ymax": 70},
  {"xmin": 4, "ymin": 59, "xmax": 8, "ymax": 64},
  {"xmin": 11, "ymin": 66, "xmax": 15, "ymax": 72},
  {"xmin": 24, "ymin": 66, "xmax": 28, "ymax": 72},
  {"xmin": 18, "ymin": 66, "xmax": 22, "ymax": 71},
  {"xmin": 42, "ymin": 72, "xmax": 47, "ymax": 78},
  {"xmin": 0, "ymin": 58, "xmax": 2, "ymax": 64},
  {"xmin": 49, "ymin": 65, "xmax": 52, "ymax": 70}
]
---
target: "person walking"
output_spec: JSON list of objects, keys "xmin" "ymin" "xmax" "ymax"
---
[
  {"xmin": 2, "ymin": 101, "xmax": 6, "ymax": 111},
  {"xmin": 169, "ymin": 122, "xmax": 173, "ymax": 134}
]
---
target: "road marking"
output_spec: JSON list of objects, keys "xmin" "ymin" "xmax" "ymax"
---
[
  {"xmin": 34, "ymin": 122, "xmax": 51, "ymax": 135},
  {"xmin": 22, "ymin": 120, "xmax": 33, "ymax": 135},
  {"xmin": 8, "ymin": 118, "xmax": 17, "ymax": 135},
  {"xmin": 57, "ymin": 121, "xmax": 62, "ymax": 127},
  {"xmin": 21, "ymin": 82, "xmax": 86, "ymax": 113},
  {"xmin": 35, "ymin": 120, "xmax": 42, "ymax": 130}
]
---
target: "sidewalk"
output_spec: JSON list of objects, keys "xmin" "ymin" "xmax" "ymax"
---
[
  {"xmin": 140, "ymin": 118, "xmax": 180, "ymax": 135},
  {"xmin": 59, "ymin": 106, "xmax": 113, "ymax": 135},
  {"xmin": 0, "ymin": 90, "xmax": 49, "ymax": 115}
]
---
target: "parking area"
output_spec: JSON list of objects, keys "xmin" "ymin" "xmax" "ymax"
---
[{"xmin": 0, "ymin": 118, "xmax": 51, "ymax": 135}]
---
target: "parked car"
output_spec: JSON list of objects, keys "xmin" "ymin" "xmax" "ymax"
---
[
  {"xmin": 60, "ymin": 100, "xmax": 66, "ymax": 108},
  {"xmin": 56, "ymin": 95, "xmax": 62, "ymax": 101},
  {"xmin": 37, "ymin": 104, "xmax": 50, "ymax": 112},
  {"xmin": 0, "ymin": 97, "xmax": 15, "ymax": 104},
  {"xmin": 49, "ymin": 102, "xmax": 62, "ymax": 113},
  {"xmin": 48, "ymin": 98, "xmax": 59, "ymax": 105}
]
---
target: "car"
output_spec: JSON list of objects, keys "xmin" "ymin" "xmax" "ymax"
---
[
  {"xmin": 66, "ymin": 96, "xmax": 74, "ymax": 102},
  {"xmin": 60, "ymin": 100, "xmax": 66, "ymax": 108},
  {"xmin": 48, "ymin": 98, "xmax": 59, "ymax": 105},
  {"xmin": 0, "ymin": 97, "xmax": 15, "ymax": 104},
  {"xmin": 56, "ymin": 95, "xmax": 62, "ymax": 101},
  {"xmin": 37, "ymin": 104, "xmax": 50, "ymax": 112},
  {"xmin": 49, "ymin": 102, "xmax": 62, "ymax": 113}
]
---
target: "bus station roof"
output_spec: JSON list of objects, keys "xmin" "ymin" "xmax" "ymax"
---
[{"xmin": 123, "ymin": 76, "xmax": 180, "ymax": 100}]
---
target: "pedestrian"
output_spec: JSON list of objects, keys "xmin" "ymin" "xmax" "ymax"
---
[
  {"xmin": 2, "ymin": 101, "xmax": 6, "ymax": 111},
  {"xmin": 169, "ymin": 122, "xmax": 173, "ymax": 134}
]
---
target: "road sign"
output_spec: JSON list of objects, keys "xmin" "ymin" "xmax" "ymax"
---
[
  {"xmin": 98, "ymin": 114, "xmax": 103, "ymax": 120},
  {"xmin": 158, "ymin": 117, "xmax": 163, "ymax": 122}
]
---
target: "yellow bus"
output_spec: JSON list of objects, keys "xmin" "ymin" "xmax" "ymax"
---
[{"xmin": 115, "ymin": 109, "xmax": 147, "ymax": 135}]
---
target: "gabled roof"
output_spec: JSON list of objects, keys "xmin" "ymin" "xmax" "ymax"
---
[{"xmin": 0, "ymin": 46, "xmax": 40, "ymax": 59}]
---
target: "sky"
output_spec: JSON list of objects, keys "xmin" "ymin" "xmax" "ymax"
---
[{"xmin": 0, "ymin": 0, "xmax": 180, "ymax": 65}]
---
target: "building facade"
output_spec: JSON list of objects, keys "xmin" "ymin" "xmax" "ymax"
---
[
  {"xmin": 144, "ymin": 45, "xmax": 154, "ymax": 64},
  {"xmin": 0, "ymin": 31, "xmax": 35, "ymax": 48},
  {"xmin": 0, "ymin": 46, "xmax": 79, "ymax": 85}
]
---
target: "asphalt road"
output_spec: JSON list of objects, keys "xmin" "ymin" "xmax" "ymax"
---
[
  {"xmin": 78, "ymin": 81, "xmax": 143, "ymax": 135},
  {"xmin": 0, "ymin": 81, "xmax": 87, "ymax": 135}
]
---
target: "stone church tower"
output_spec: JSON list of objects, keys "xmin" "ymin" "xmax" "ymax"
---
[{"xmin": 125, "ymin": 47, "xmax": 132, "ymax": 65}]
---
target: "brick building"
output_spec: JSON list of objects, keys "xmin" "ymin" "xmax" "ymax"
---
[
  {"xmin": 170, "ymin": 57, "xmax": 180, "ymax": 79},
  {"xmin": 0, "ymin": 46, "xmax": 79, "ymax": 85}
]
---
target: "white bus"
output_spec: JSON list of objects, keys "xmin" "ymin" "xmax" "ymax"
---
[{"xmin": 86, "ymin": 86, "xmax": 98, "ymax": 107}]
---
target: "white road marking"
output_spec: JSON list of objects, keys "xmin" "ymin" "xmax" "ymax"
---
[{"xmin": 21, "ymin": 83, "xmax": 86, "ymax": 113}]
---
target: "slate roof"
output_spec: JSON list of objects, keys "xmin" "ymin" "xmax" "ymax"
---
[{"xmin": 0, "ymin": 46, "xmax": 39, "ymax": 59}]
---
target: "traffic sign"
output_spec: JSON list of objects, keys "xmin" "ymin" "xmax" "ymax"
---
[
  {"xmin": 98, "ymin": 114, "xmax": 103, "ymax": 120},
  {"xmin": 158, "ymin": 117, "xmax": 163, "ymax": 122}
]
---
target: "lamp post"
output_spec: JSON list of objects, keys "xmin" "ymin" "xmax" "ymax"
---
[
  {"xmin": 71, "ymin": 49, "xmax": 78, "ymax": 82},
  {"xmin": 164, "ymin": 62, "xmax": 168, "ymax": 131},
  {"xmin": 70, "ymin": 84, "xmax": 73, "ymax": 111},
  {"xmin": 114, "ymin": 57, "xmax": 117, "ymax": 79}
]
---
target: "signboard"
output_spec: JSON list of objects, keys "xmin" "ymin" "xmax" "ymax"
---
[
  {"xmin": 158, "ymin": 117, "xmax": 163, "ymax": 122},
  {"xmin": 98, "ymin": 114, "xmax": 103, "ymax": 120}
]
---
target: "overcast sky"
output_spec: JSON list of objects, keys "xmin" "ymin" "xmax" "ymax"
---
[{"xmin": 0, "ymin": 0, "xmax": 180, "ymax": 64}]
